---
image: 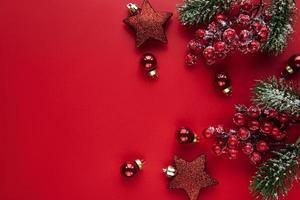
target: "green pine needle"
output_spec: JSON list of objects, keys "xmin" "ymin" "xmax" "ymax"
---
[
  {"xmin": 252, "ymin": 76, "xmax": 300, "ymax": 115},
  {"xmin": 261, "ymin": 0, "xmax": 296, "ymax": 54},
  {"xmin": 177, "ymin": 0, "xmax": 233, "ymax": 25},
  {"xmin": 250, "ymin": 139, "xmax": 300, "ymax": 200}
]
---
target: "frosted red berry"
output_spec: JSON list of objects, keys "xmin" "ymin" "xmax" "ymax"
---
[
  {"xmin": 233, "ymin": 113, "xmax": 246, "ymax": 126},
  {"xmin": 237, "ymin": 127, "xmax": 250, "ymax": 140},
  {"xmin": 256, "ymin": 140, "xmax": 269, "ymax": 152},
  {"xmin": 242, "ymin": 143, "xmax": 254, "ymax": 155},
  {"xmin": 203, "ymin": 127, "xmax": 215, "ymax": 139},
  {"xmin": 250, "ymin": 152, "xmax": 262, "ymax": 165}
]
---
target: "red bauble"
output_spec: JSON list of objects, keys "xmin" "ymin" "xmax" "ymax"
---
[
  {"xmin": 228, "ymin": 148, "xmax": 239, "ymax": 160},
  {"xmin": 238, "ymin": 14, "xmax": 251, "ymax": 26},
  {"xmin": 256, "ymin": 140, "xmax": 269, "ymax": 152},
  {"xmin": 203, "ymin": 46, "xmax": 215, "ymax": 59},
  {"xmin": 195, "ymin": 29, "xmax": 206, "ymax": 38},
  {"xmin": 188, "ymin": 40, "xmax": 203, "ymax": 54},
  {"xmin": 177, "ymin": 127, "xmax": 199, "ymax": 144},
  {"xmin": 212, "ymin": 144, "xmax": 223, "ymax": 156},
  {"xmin": 216, "ymin": 73, "xmax": 231, "ymax": 95},
  {"xmin": 242, "ymin": 143, "xmax": 254, "ymax": 155},
  {"xmin": 223, "ymin": 28, "xmax": 237, "ymax": 43},
  {"xmin": 251, "ymin": 22, "xmax": 262, "ymax": 33},
  {"xmin": 258, "ymin": 31, "xmax": 268, "ymax": 42},
  {"xmin": 260, "ymin": 121, "xmax": 273, "ymax": 134},
  {"xmin": 141, "ymin": 53, "xmax": 157, "ymax": 77},
  {"xmin": 214, "ymin": 41, "xmax": 227, "ymax": 53},
  {"xmin": 250, "ymin": 152, "xmax": 262, "ymax": 165},
  {"xmin": 203, "ymin": 127, "xmax": 215, "ymax": 139},
  {"xmin": 264, "ymin": 109, "xmax": 278, "ymax": 119},
  {"xmin": 248, "ymin": 120, "xmax": 260, "ymax": 131},
  {"xmin": 228, "ymin": 135, "xmax": 239, "ymax": 148},
  {"xmin": 263, "ymin": 10, "xmax": 273, "ymax": 22},
  {"xmin": 248, "ymin": 40, "xmax": 260, "ymax": 53},
  {"xmin": 282, "ymin": 54, "xmax": 300, "ymax": 76},
  {"xmin": 247, "ymin": 105, "xmax": 261, "ymax": 118},
  {"xmin": 121, "ymin": 160, "xmax": 143, "ymax": 178},
  {"xmin": 278, "ymin": 113, "xmax": 289, "ymax": 123},
  {"xmin": 271, "ymin": 126, "xmax": 281, "ymax": 137},
  {"xmin": 185, "ymin": 53, "xmax": 198, "ymax": 66},
  {"xmin": 233, "ymin": 113, "xmax": 246, "ymax": 126},
  {"xmin": 237, "ymin": 127, "xmax": 250, "ymax": 140}
]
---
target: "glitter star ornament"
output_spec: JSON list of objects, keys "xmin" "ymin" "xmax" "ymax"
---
[
  {"xmin": 123, "ymin": 0, "xmax": 173, "ymax": 47},
  {"xmin": 164, "ymin": 155, "xmax": 218, "ymax": 200}
]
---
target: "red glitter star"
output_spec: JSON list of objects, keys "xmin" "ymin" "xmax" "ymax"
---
[
  {"xmin": 168, "ymin": 155, "xmax": 218, "ymax": 200},
  {"xmin": 123, "ymin": 0, "xmax": 172, "ymax": 47}
]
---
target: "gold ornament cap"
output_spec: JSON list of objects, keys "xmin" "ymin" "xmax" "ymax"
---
[
  {"xmin": 127, "ymin": 3, "xmax": 139, "ymax": 15},
  {"xmin": 134, "ymin": 159, "xmax": 144, "ymax": 169},
  {"xmin": 163, "ymin": 165, "xmax": 177, "ymax": 178}
]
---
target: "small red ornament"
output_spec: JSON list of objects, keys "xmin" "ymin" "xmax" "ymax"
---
[
  {"xmin": 263, "ymin": 10, "xmax": 273, "ymax": 22},
  {"xmin": 260, "ymin": 121, "xmax": 273, "ymax": 134},
  {"xmin": 247, "ymin": 105, "xmax": 261, "ymax": 118},
  {"xmin": 271, "ymin": 126, "xmax": 281, "ymax": 137},
  {"xmin": 177, "ymin": 127, "xmax": 199, "ymax": 144},
  {"xmin": 282, "ymin": 54, "xmax": 300, "ymax": 77},
  {"xmin": 215, "ymin": 73, "xmax": 232, "ymax": 95},
  {"xmin": 212, "ymin": 144, "xmax": 223, "ymax": 156},
  {"xmin": 248, "ymin": 40, "xmax": 260, "ymax": 53},
  {"xmin": 228, "ymin": 135, "xmax": 239, "ymax": 148},
  {"xmin": 203, "ymin": 46, "xmax": 215, "ymax": 60},
  {"xmin": 202, "ymin": 127, "xmax": 215, "ymax": 139},
  {"xmin": 248, "ymin": 120, "xmax": 260, "ymax": 131},
  {"xmin": 185, "ymin": 53, "xmax": 198, "ymax": 66},
  {"xmin": 237, "ymin": 127, "xmax": 250, "ymax": 140},
  {"xmin": 238, "ymin": 14, "xmax": 251, "ymax": 26},
  {"xmin": 228, "ymin": 148, "xmax": 239, "ymax": 160},
  {"xmin": 223, "ymin": 28, "xmax": 237, "ymax": 43},
  {"xmin": 215, "ymin": 14, "xmax": 225, "ymax": 21},
  {"xmin": 256, "ymin": 140, "xmax": 269, "ymax": 152},
  {"xmin": 121, "ymin": 159, "xmax": 144, "ymax": 178},
  {"xmin": 250, "ymin": 152, "xmax": 262, "ymax": 165},
  {"xmin": 233, "ymin": 113, "xmax": 246, "ymax": 126},
  {"xmin": 264, "ymin": 108, "xmax": 278, "ymax": 119},
  {"xmin": 278, "ymin": 113, "xmax": 289, "ymax": 123},
  {"xmin": 141, "ymin": 53, "xmax": 158, "ymax": 77},
  {"xmin": 214, "ymin": 41, "xmax": 227, "ymax": 54},
  {"xmin": 274, "ymin": 131, "xmax": 287, "ymax": 141},
  {"xmin": 188, "ymin": 40, "xmax": 203, "ymax": 54},
  {"xmin": 251, "ymin": 22, "xmax": 262, "ymax": 33},
  {"xmin": 242, "ymin": 143, "xmax": 254, "ymax": 155},
  {"xmin": 195, "ymin": 29, "xmax": 206, "ymax": 38}
]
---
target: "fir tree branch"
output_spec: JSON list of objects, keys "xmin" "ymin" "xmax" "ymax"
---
[
  {"xmin": 252, "ymin": 76, "xmax": 300, "ymax": 115},
  {"xmin": 177, "ymin": 0, "xmax": 233, "ymax": 25},
  {"xmin": 261, "ymin": 0, "xmax": 296, "ymax": 54},
  {"xmin": 250, "ymin": 139, "xmax": 300, "ymax": 200}
]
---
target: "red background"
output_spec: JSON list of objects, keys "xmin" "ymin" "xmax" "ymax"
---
[{"xmin": 1, "ymin": 0, "xmax": 300, "ymax": 200}]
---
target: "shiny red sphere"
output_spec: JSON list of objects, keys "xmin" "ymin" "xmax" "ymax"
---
[
  {"xmin": 248, "ymin": 120, "xmax": 260, "ymax": 131},
  {"xmin": 247, "ymin": 105, "xmax": 261, "ymax": 118},
  {"xmin": 195, "ymin": 29, "xmax": 206, "ymax": 38},
  {"xmin": 242, "ymin": 143, "xmax": 254, "ymax": 155},
  {"xmin": 288, "ymin": 54, "xmax": 300, "ymax": 69},
  {"xmin": 250, "ymin": 152, "xmax": 262, "ymax": 165},
  {"xmin": 188, "ymin": 40, "xmax": 203, "ymax": 54},
  {"xmin": 177, "ymin": 127, "xmax": 196, "ymax": 144},
  {"xmin": 248, "ymin": 40, "xmax": 260, "ymax": 52},
  {"xmin": 203, "ymin": 127, "xmax": 215, "ymax": 139},
  {"xmin": 228, "ymin": 135, "xmax": 239, "ymax": 148},
  {"xmin": 140, "ymin": 53, "xmax": 157, "ymax": 71},
  {"xmin": 212, "ymin": 144, "xmax": 223, "ymax": 156},
  {"xmin": 223, "ymin": 28, "xmax": 237, "ymax": 43},
  {"xmin": 260, "ymin": 121, "xmax": 273, "ymax": 134},
  {"xmin": 120, "ymin": 161, "xmax": 139, "ymax": 178},
  {"xmin": 203, "ymin": 46, "xmax": 215, "ymax": 59},
  {"xmin": 214, "ymin": 41, "xmax": 227, "ymax": 53},
  {"xmin": 233, "ymin": 112, "xmax": 246, "ymax": 126},
  {"xmin": 237, "ymin": 127, "xmax": 250, "ymax": 140},
  {"xmin": 279, "ymin": 113, "xmax": 289, "ymax": 123},
  {"xmin": 256, "ymin": 140, "xmax": 269, "ymax": 152}
]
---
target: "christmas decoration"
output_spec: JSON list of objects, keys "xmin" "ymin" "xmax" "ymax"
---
[
  {"xmin": 203, "ymin": 103, "xmax": 295, "ymax": 164},
  {"xmin": 123, "ymin": 0, "xmax": 173, "ymax": 47},
  {"xmin": 120, "ymin": 159, "xmax": 144, "ymax": 178},
  {"xmin": 178, "ymin": 0, "xmax": 297, "ymax": 65},
  {"xmin": 250, "ymin": 137, "xmax": 300, "ymax": 200},
  {"xmin": 163, "ymin": 155, "xmax": 218, "ymax": 200},
  {"xmin": 260, "ymin": 0, "xmax": 296, "ymax": 54},
  {"xmin": 140, "ymin": 53, "xmax": 158, "ymax": 77},
  {"xmin": 176, "ymin": 127, "xmax": 199, "ymax": 144},
  {"xmin": 215, "ymin": 73, "xmax": 232, "ymax": 95},
  {"xmin": 252, "ymin": 76, "xmax": 300, "ymax": 116},
  {"xmin": 127, "ymin": 3, "xmax": 140, "ymax": 15},
  {"xmin": 184, "ymin": 3, "xmax": 271, "ymax": 66},
  {"xmin": 281, "ymin": 54, "xmax": 300, "ymax": 77}
]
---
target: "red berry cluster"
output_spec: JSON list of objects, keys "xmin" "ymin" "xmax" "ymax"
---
[
  {"xmin": 203, "ymin": 105, "xmax": 291, "ymax": 165},
  {"xmin": 185, "ymin": 1, "xmax": 271, "ymax": 66}
]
